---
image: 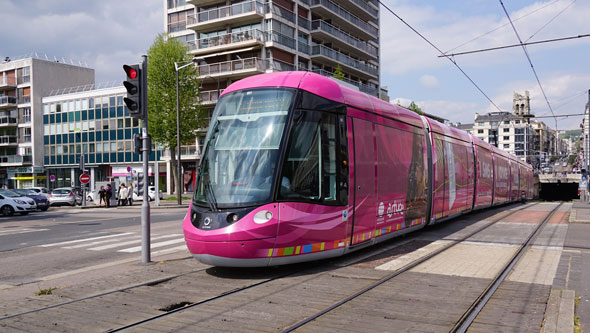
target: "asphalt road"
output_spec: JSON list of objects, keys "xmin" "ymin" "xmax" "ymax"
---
[{"xmin": 0, "ymin": 206, "xmax": 188, "ymax": 286}]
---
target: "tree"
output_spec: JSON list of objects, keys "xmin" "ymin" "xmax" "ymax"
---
[
  {"xmin": 407, "ymin": 101, "xmax": 423, "ymax": 115},
  {"xmin": 333, "ymin": 65, "xmax": 345, "ymax": 81},
  {"xmin": 147, "ymin": 33, "xmax": 206, "ymax": 194}
]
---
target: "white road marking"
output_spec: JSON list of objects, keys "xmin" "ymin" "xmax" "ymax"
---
[
  {"xmin": 118, "ymin": 238, "xmax": 186, "ymax": 253},
  {"xmin": 39, "ymin": 232, "xmax": 135, "ymax": 247},
  {"xmin": 0, "ymin": 228, "xmax": 49, "ymax": 236},
  {"xmin": 88, "ymin": 234, "xmax": 182, "ymax": 251}
]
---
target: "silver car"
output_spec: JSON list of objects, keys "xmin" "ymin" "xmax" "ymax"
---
[{"xmin": 49, "ymin": 188, "xmax": 82, "ymax": 206}]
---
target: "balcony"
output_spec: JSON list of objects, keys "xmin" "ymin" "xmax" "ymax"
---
[
  {"xmin": 199, "ymin": 89, "xmax": 224, "ymax": 105},
  {"xmin": 310, "ymin": 0, "xmax": 378, "ymax": 40},
  {"xmin": 312, "ymin": 69, "xmax": 378, "ymax": 96},
  {"xmin": 0, "ymin": 76, "xmax": 17, "ymax": 90},
  {"xmin": 0, "ymin": 96, "xmax": 17, "ymax": 109},
  {"xmin": 267, "ymin": 31, "xmax": 296, "ymax": 50},
  {"xmin": 19, "ymin": 95, "xmax": 31, "ymax": 104},
  {"xmin": 0, "ymin": 135, "xmax": 18, "ymax": 146},
  {"xmin": 298, "ymin": 16, "xmax": 310, "ymax": 30},
  {"xmin": 311, "ymin": 44, "xmax": 378, "ymax": 78},
  {"xmin": 266, "ymin": 3, "xmax": 295, "ymax": 24},
  {"xmin": 0, "ymin": 116, "xmax": 17, "ymax": 127},
  {"xmin": 188, "ymin": 29, "xmax": 265, "ymax": 55},
  {"xmin": 337, "ymin": 0, "xmax": 378, "ymax": 21},
  {"xmin": 311, "ymin": 20, "xmax": 378, "ymax": 59},
  {"xmin": 186, "ymin": 0, "xmax": 226, "ymax": 8},
  {"xmin": 0, "ymin": 154, "xmax": 32, "ymax": 166},
  {"xmin": 187, "ymin": 1, "xmax": 264, "ymax": 32},
  {"xmin": 197, "ymin": 57, "xmax": 269, "ymax": 79}
]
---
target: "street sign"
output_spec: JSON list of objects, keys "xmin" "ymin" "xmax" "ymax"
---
[
  {"xmin": 79, "ymin": 173, "xmax": 90, "ymax": 184},
  {"xmin": 50, "ymin": 174, "xmax": 55, "ymax": 182}
]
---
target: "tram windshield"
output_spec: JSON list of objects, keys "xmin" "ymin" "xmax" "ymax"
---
[{"xmin": 193, "ymin": 88, "xmax": 294, "ymax": 208}]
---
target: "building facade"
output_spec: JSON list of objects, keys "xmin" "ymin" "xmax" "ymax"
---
[
  {"xmin": 42, "ymin": 85, "xmax": 163, "ymax": 192},
  {"xmin": 164, "ymin": 0, "xmax": 380, "ymax": 193},
  {"xmin": 0, "ymin": 55, "xmax": 94, "ymax": 188}
]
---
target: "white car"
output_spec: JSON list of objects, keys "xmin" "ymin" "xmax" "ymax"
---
[
  {"xmin": 133, "ymin": 186, "xmax": 163, "ymax": 201},
  {"xmin": 29, "ymin": 187, "xmax": 51, "ymax": 199},
  {"xmin": 0, "ymin": 189, "xmax": 37, "ymax": 216}
]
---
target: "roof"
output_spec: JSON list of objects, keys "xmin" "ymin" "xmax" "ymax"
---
[
  {"xmin": 222, "ymin": 71, "xmax": 425, "ymax": 128},
  {"xmin": 474, "ymin": 112, "xmax": 516, "ymax": 123}
]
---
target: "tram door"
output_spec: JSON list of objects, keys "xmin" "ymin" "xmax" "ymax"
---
[{"xmin": 351, "ymin": 118, "xmax": 376, "ymax": 245}]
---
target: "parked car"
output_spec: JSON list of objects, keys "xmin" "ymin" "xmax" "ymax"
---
[
  {"xmin": 0, "ymin": 189, "xmax": 37, "ymax": 216},
  {"xmin": 49, "ymin": 188, "xmax": 82, "ymax": 206},
  {"xmin": 12, "ymin": 189, "xmax": 50, "ymax": 211},
  {"xmin": 132, "ymin": 186, "xmax": 163, "ymax": 201},
  {"xmin": 29, "ymin": 187, "xmax": 50, "ymax": 199}
]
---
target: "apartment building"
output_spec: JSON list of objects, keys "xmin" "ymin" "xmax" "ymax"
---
[
  {"xmin": 164, "ymin": 0, "xmax": 380, "ymax": 193},
  {"xmin": 42, "ymin": 84, "xmax": 163, "ymax": 191},
  {"xmin": 0, "ymin": 55, "xmax": 94, "ymax": 188}
]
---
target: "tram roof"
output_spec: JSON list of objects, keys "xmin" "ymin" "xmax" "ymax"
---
[{"xmin": 221, "ymin": 71, "xmax": 424, "ymax": 128}]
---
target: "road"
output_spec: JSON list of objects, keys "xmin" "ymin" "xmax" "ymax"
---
[{"xmin": 0, "ymin": 206, "xmax": 188, "ymax": 287}]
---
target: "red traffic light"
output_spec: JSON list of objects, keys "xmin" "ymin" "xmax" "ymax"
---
[{"xmin": 123, "ymin": 64, "xmax": 138, "ymax": 79}]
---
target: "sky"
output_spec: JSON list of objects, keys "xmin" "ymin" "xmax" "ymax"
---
[{"xmin": 0, "ymin": 0, "xmax": 588, "ymax": 130}]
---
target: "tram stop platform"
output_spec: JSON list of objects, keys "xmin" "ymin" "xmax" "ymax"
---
[{"xmin": 0, "ymin": 201, "xmax": 589, "ymax": 332}]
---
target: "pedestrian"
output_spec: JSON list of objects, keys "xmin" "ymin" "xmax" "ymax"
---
[
  {"xmin": 105, "ymin": 184, "xmax": 112, "ymax": 207},
  {"xmin": 127, "ymin": 183, "xmax": 134, "ymax": 206},
  {"xmin": 98, "ymin": 186, "xmax": 106, "ymax": 207},
  {"xmin": 118, "ymin": 184, "xmax": 128, "ymax": 206}
]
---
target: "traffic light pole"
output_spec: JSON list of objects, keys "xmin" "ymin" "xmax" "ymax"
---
[{"xmin": 140, "ymin": 55, "xmax": 151, "ymax": 264}]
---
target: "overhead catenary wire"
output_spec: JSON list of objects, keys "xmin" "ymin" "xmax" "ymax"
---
[
  {"xmin": 437, "ymin": 34, "xmax": 590, "ymax": 58},
  {"xmin": 525, "ymin": 0, "xmax": 576, "ymax": 42},
  {"xmin": 444, "ymin": 0, "xmax": 563, "ymax": 54},
  {"xmin": 377, "ymin": 0, "xmax": 503, "ymax": 113},
  {"xmin": 499, "ymin": 0, "xmax": 558, "ymax": 131}
]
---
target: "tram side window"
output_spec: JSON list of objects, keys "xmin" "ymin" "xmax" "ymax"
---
[{"xmin": 279, "ymin": 111, "xmax": 343, "ymax": 204}]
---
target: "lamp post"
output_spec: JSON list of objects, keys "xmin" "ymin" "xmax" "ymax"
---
[{"xmin": 174, "ymin": 59, "xmax": 197, "ymax": 205}]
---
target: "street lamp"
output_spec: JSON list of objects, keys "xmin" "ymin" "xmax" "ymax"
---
[{"xmin": 174, "ymin": 58, "xmax": 198, "ymax": 205}]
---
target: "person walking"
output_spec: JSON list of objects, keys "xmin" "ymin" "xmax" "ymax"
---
[
  {"xmin": 118, "ymin": 184, "xmax": 128, "ymax": 206},
  {"xmin": 105, "ymin": 184, "xmax": 112, "ymax": 207},
  {"xmin": 98, "ymin": 186, "xmax": 106, "ymax": 207},
  {"xmin": 127, "ymin": 183, "xmax": 134, "ymax": 206}
]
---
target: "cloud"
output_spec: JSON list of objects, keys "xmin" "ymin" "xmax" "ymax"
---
[{"xmin": 420, "ymin": 75, "xmax": 439, "ymax": 89}]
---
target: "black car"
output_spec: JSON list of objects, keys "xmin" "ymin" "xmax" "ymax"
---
[{"xmin": 13, "ymin": 189, "xmax": 50, "ymax": 211}]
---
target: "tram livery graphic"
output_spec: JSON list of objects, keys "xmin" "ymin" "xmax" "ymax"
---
[{"xmin": 182, "ymin": 72, "xmax": 534, "ymax": 267}]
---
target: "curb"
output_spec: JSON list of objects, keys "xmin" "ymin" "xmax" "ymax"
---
[
  {"xmin": 542, "ymin": 288, "xmax": 575, "ymax": 333},
  {"xmin": 78, "ymin": 204, "xmax": 189, "ymax": 210},
  {"xmin": 569, "ymin": 208, "xmax": 590, "ymax": 224}
]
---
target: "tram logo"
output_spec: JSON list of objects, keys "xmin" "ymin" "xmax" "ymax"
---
[
  {"xmin": 387, "ymin": 201, "xmax": 404, "ymax": 218},
  {"xmin": 203, "ymin": 217, "xmax": 212, "ymax": 227}
]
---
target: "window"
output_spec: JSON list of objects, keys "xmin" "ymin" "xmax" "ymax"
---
[
  {"xmin": 504, "ymin": 120, "xmax": 509, "ymax": 124},
  {"xmin": 21, "ymin": 107, "xmax": 31, "ymax": 123},
  {"xmin": 503, "ymin": 128, "xmax": 509, "ymax": 133},
  {"xmin": 477, "ymin": 129, "xmax": 484, "ymax": 134},
  {"xmin": 503, "ymin": 136, "xmax": 509, "ymax": 140},
  {"xmin": 503, "ymin": 144, "xmax": 510, "ymax": 148},
  {"xmin": 477, "ymin": 122, "xmax": 484, "ymax": 126},
  {"xmin": 279, "ymin": 110, "xmax": 346, "ymax": 204}
]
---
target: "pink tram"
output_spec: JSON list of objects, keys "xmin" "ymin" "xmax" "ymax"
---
[{"xmin": 182, "ymin": 71, "xmax": 534, "ymax": 267}]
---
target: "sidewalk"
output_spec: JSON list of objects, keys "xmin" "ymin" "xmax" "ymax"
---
[
  {"xmin": 80, "ymin": 199, "xmax": 189, "ymax": 210},
  {"xmin": 570, "ymin": 200, "xmax": 590, "ymax": 223}
]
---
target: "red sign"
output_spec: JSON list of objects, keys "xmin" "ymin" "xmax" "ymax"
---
[{"xmin": 79, "ymin": 173, "xmax": 90, "ymax": 184}]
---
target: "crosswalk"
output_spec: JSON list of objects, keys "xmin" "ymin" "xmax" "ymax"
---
[
  {"xmin": 39, "ymin": 232, "xmax": 187, "ymax": 256},
  {"xmin": 0, "ymin": 228, "xmax": 50, "ymax": 236}
]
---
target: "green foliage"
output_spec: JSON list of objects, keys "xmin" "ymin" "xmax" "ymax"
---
[
  {"xmin": 35, "ymin": 287, "xmax": 57, "ymax": 296},
  {"xmin": 561, "ymin": 129, "xmax": 582, "ymax": 140},
  {"xmin": 147, "ymin": 33, "xmax": 206, "ymax": 150},
  {"xmin": 333, "ymin": 65, "xmax": 345, "ymax": 81},
  {"xmin": 407, "ymin": 101, "xmax": 423, "ymax": 115},
  {"xmin": 569, "ymin": 154, "xmax": 576, "ymax": 165}
]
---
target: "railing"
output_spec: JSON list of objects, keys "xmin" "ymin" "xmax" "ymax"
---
[
  {"xmin": 311, "ymin": 20, "xmax": 378, "ymax": 58},
  {"xmin": 0, "ymin": 77, "xmax": 16, "ymax": 86},
  {"xmin": 310, "ymin": 0, "xmax": 377, "ymax": 37},
  {"xmin": 298, "ymin": 41, "xmax": 310, "ymax": 54},
  {"xmin": 188, "ymin": 0, "xmax": 264, "ymax": 24},
  {"xmin": 312, "ymin": 69, "xmax": 378, "ymax": 95},
  {"xmin": 0, "ymin": 155, "xmax": 31, "ymax": 164},
  {"xmin": 168, "ymin": 20, "xmax": 187, "ymax": 33},
  {"xmin": 299, "ymin": 0, "xmax": 309, "ymax": 5},
  {"xmin": 48, "ymin": 80, "xmax": 120, "ymax": 97},
  {"xmin": 349, "ymin": 0, "xmax": 378, "ymax": 17},
  {"xmin": 266, "ymin": 3, "xmax": 295, "ymax": 23},
  {"xmin": 0, "ymin": 135, "xmax": 18, "ymax": 145},
  {"xmin": 197, "ymin": 57, "xmax": 269, "ymax": 76},
  {"xmin": 298, "ymin": 16, "xmax": 310, "ymax": 30},
  {"xmin": 271, "ymin": 59, "xmax": 295, "ymax": 71},
  {"xmin": 311, "ymin": 44, "xmax": 378, "ymax": 76},
  {"xmin": 19, "ymin": 96, "xmax": 31, "ymax": 104},
  {"xmin": 0, "ymin": 96, "xmax": 17, "ymax": 105},
  {"xmin": 268, "ymin": 31, "xmax": 296, "ymax": 49},
  {"xmin": 188, "ymin": 29, "xmax": 264, "ymax": 52},
  {"xmin": 0, "ymin": 116, "xmax": 17, "ymax": 126},
  {"xmin": 17, "ymin": 76, "xmax": 30, "ymax": 84},
  {"xmin": 199, "ymin": 89, "xmax": 225, "ymax": 104}
]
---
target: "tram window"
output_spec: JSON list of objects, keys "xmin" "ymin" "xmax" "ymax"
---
[{"xmin": 279, "ymin": 111, "xmax": 345, "ymax": 205}]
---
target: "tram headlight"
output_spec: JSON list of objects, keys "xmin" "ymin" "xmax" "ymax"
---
[
  {"xmin": 253, "ymin": 210, "xmax": 273, "ymax": 224},
  {"xmin": 227, "ymin": 213, "xmax": 239, "ymax": 224}
]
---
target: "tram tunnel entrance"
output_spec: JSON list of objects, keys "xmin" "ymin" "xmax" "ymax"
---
[{"xmin": 539, "ymin": 181, "xmax": 579, "ymax": 201}]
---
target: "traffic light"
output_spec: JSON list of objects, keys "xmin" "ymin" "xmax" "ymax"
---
[
  {"xmin": 137, "ymin": 172, "xmax": 145, "ymax": 196},
  {"xmin": 133, "ymin": 133, "xmax": 142, "ymax": 155},
  {"xmin": 123, "ymin": 64, "xmax": 143, "ymax": 119}
]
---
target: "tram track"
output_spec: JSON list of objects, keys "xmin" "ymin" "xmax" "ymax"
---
[
  {"xmin": 101, "ymin": 202, "xmax": 541, "ymax": 332},
  {"xmin": 0, "ymin": 202, "xmax": 551, "ymax": 332}
]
